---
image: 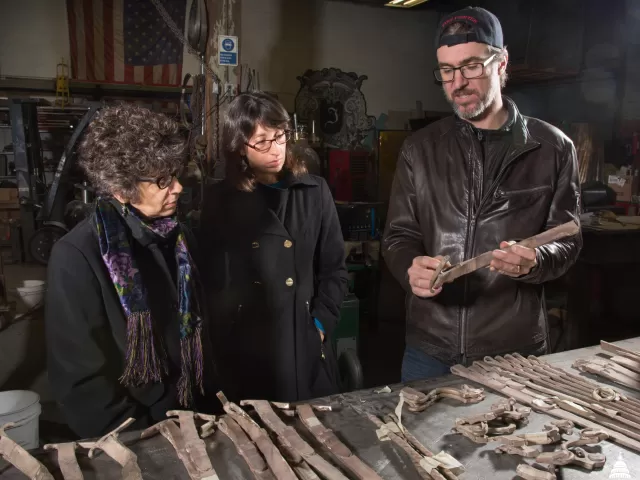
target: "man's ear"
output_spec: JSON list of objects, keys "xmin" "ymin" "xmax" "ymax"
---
[{"xmin": 499, "ymin": 50, "xmax": 509, "ymax": 75}]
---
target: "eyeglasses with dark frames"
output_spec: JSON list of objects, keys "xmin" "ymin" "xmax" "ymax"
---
[
  {"xmin": 138, "ymin": 167, "xmax": 184, "ymax": 190},
  {"xmin": 433, "ymin": 54, "xmax": 497, "ymax": 83},
  {"xmin": 245, "ymin": 130, "xmax": 292, "ymax": 153}
]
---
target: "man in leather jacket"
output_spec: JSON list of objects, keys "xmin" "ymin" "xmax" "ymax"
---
[{"xmin": 382, "ymin": 6, "xmax": 582, "ymax": 381}]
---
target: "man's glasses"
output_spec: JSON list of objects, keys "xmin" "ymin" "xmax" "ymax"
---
[
  {"xmin": 138, "ymin": 167, "xmax": 183, "ymax": 190},
  {"xmin": 433, "ymin": 54, "xmax": 497, "ymax": 83},
  {"xmin": 245, "ymin": 131, "xmax": 291, "ymax": 153}
]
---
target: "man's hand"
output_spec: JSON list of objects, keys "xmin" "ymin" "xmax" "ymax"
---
[
  {"xmin": 408, "ymin": 256, "xmax": 449, "ymax": 298},
  {"xmin": 317, "ymin": 329, "xmax": 325, "ymax": 342},
  {"xmin": 491, "ymin": 241, "xmax": 537, "ymax": 277}
]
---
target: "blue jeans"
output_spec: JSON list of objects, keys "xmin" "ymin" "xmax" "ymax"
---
[{"xmin": 401, "ymin": 347, "xmax": 451, "ymax": 382}]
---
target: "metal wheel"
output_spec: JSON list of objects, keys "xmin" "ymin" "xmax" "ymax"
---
[{"xmin": 28, "ymin": 225, "xmax": 67, "ymax": 265}]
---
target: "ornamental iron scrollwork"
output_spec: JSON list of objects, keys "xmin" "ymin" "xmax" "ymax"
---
[{"xmin": 294, "ymin": 68, "xmax": 376, "ymax": 149}]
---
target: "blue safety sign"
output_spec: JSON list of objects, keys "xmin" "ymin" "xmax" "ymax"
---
[{"xmin": 218, "ymin": 35, "xmax": 238, "ymax": 66}]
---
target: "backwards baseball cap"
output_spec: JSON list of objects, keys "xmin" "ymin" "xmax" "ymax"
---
[{"xmin": 435, "ymin": 6, "xmax": 503, "ymax": 50}]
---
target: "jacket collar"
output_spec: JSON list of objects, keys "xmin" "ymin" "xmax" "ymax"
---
[
  {"xmin": 454, "ymin": 95, "xmax": 539, "ymax": 149},
  {"xmin": 281, "ymin": 171, "xmax": 319, "ymax": 188}
]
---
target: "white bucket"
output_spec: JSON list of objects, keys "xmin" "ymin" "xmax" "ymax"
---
[
  {"xmin": 15, "ymin": 280, "xmax": 46, "ymax": 310},
  {"xmin": 0, "ymin": 390, "xmax": 41, "ymax": 450}
]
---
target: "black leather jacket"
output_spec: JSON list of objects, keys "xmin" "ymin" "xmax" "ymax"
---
[{"xmin": 382, "ymin": 97, "xmax": 582, "ymax": 365}]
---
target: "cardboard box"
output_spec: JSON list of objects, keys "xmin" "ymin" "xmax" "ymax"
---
[
  {"xmin": 607, "ymin": 174, "xmax": 639, "ymax": 202},
  {"xmin": 0, "ymin": 188, "xmax": 18, "ymax": 206}
]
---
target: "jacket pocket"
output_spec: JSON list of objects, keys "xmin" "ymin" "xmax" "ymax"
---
[
  {"xmin": 306, "ymin": 300, "xmax": 325, "ymax": 358},
  {"xmin": 493, "ymin": 185, "xmax": 553, "ymax": 210},
  {"xmin": 494, "ymin": 185, "xmax": 552, "ymax": 198}
]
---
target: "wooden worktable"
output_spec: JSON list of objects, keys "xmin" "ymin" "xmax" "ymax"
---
[{"xmin": 2, "ymin": 338, "xmax": 640, "ymax": 479}]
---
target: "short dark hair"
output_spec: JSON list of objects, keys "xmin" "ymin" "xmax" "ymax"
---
[
  {"xmin": 78, "ymin": 103, "xmax": 187, "ymax": 202},
  {"xmin": 223, "ymin": 92, "xmax": 306, "ymax": 192}
]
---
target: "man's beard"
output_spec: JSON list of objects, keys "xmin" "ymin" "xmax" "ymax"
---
[{"xmin": 445, "ymin": 79, "xmax": 500, "ymax": 121}]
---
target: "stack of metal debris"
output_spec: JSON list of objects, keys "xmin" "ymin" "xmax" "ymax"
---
[{"xmin": 0, "ymin": 385, "xmax": 481, "ymax": 480}]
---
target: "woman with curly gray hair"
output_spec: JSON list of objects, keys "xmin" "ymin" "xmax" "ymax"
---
[{"xmin": 45, "ymin": 103, "xmax": 218, "ymax": 439}]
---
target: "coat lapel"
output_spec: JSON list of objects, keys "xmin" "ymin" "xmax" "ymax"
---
[{"xmin": 228, "ymin": 188, "xmax": 290, "ymax": 238}]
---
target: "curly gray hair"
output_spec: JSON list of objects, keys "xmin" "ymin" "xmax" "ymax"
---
[{"xmin": 78, "ymin": 103, "xmax": 187, "ymax": 203}]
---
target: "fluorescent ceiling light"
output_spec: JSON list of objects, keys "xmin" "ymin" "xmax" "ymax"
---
[{"xmin": 385, "ymin": 0, "xmax": 429, "ymax": 7}]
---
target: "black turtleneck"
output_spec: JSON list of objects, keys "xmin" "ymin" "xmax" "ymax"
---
[{"xmin": 471, "ymin": 101, "xmax": 516, "ymax": 195}]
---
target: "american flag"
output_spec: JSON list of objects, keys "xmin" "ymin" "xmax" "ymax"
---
[{"xmin": 66, "ymin": 0, "xmax": 186, "ymax": 86}]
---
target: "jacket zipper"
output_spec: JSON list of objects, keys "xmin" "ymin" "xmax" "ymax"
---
[
  {"xmin": 459, "ymin": 137, "xmax": 539, "ymax": 363},
  {"xmin": 477, "ymin": 144, "xmax": 540, "ymax": 214},
  {"xmin": 494, "ymin": 184, "xmax": 551, "ymax": 199},
  {"xmin": 460, "ymin": 132, "xmax": 477, "ymax": 361}
]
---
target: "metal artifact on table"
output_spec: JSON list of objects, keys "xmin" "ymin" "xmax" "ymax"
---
[
  {"xmin": 141, "ymin": 410, "xmax": 219, "ymax": 480},
  {"xmin": 481, "ymin": 354, "xmax": 640, "ymax": 431},
  {"xmin": 0, "ymin": 423, "xmax": 54, "ymax": 480},
  {"xmin": 43, "ymin": 442, "xmax": 83, "ymax": 480},
  {"xmin": 451, "ymin": 357, "xmax": 640, "ymax": 453},
  {"xmin": 361, "ymin": 384, "xmax": 483, "ymax": 480},
  {"xmin": 452, "ymin": 397, "xmax": 531, "ymax": 444},
  {"xmin": 400, "ymin": 384, "xmax": 485, "ymax": 413},
  {"xmin": 240, "ymin": 399, "xmax": 349, "ymax": 480},
  {"xmin": 78, "ymin": 418, "xmax": 142, "ymax": 480},
  {"xmin": 574, "ymin": 357, "xmax": 640, "ymax": 388},
  {"xmin": 215, "ymin": 415, "xmax": 275, "ymax": 480},
  {"xmin": 296, "ymin": 404, "xmax": 383, "ymax": 480},
  {"xmin": 217, "ymin": 392, "xmax": 297, "ymax": 480}
]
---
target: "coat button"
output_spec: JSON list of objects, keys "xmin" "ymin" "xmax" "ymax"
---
[
  {"xmin": 252, "ymin": 241, "xmax": 259, "ymax": 248},
  {"xmin": 285, "ymin": 277, "xmax": 294, "ymax": 287},
  {"xmin": 284, "ymin": 240, "xmax": 293, "ymax": 248}
]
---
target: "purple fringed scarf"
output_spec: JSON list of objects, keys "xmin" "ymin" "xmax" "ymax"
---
[{"xmin": 94, "ymin": 198, "xmax": 204, "ymax": 407}]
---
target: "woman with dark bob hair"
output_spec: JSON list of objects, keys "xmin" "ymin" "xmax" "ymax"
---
[
  {"xmin": 45, "ymin": 103, "xmax": 217, "ymax": 438},
  {"xmin": 199, "ymin": 92, "xmax": 348, "ymax": 402}
]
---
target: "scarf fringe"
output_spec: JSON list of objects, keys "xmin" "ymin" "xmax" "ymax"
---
[
  {"xmin": 177, "ymin": 325, "xmax": 205, "ymax": 407},
  {"xmin": 119, "ymin": 311, "xmax": 168, "ymax": 386}
]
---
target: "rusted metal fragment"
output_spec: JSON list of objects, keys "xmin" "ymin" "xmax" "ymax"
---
[
  {"xmin": 44, "ymin": 442, "xmax": 83, "ymax": 480},
  {"xmin": 141, "ymin": 412, "xmax": 219, "ymax": 480},
  {"xmin": 431, "ymin": 220, "xmax": 580, "ymax": 290},
  {"xmin": 494, "ymin": 443, "xmax": 540, "ymax": 458},
  {"xmin": 218, "ymin": 416, "xmax": 274, "ymax": 480},
  {"xmin": 297, "ymin": 404, "xmax": 382, "ymax": 480},
  {"xmin": 0, "ymin": 423, "xmax": 54, "ymax": 480},
  {"xmin": 78, "ymin": 418, "xmax": 142, "ymax": 480},
  {"xmin": 241, "ymin": 399, "xmax": 349, "ymax": 480},
  {"xmin": 366, "ymin": 413, "xmax": 444, "ymax": 480},
  {"xmin": 401, "ymin": 385, "xmax": 485, "ymax": 413},
  {"xmin": 569, "ymin": 447, "xmax": 606, "ymax": 470},
  {"xmin": 217, "ymin": 392, "xmax": 297, "ymax": 480},
  {"xmin": 516, "ymin": 463, "xmax": 557, "ymax": 480},
  {"xmin": 451, "ymin": 362, "xmax": 640, "ymax": 452}
]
